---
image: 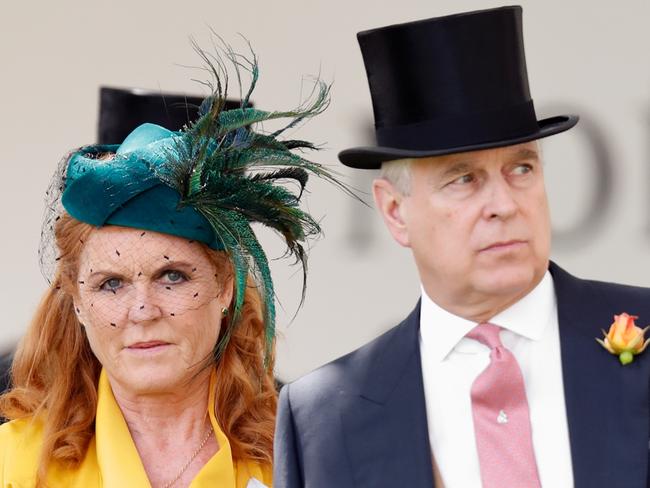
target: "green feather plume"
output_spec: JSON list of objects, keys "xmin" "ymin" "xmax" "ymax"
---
[{"xmin": 154, "ymin": 40, "xmax": 357, "ymax": 365}]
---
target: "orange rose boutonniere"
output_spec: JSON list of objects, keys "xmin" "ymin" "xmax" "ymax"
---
[{"xmin": 596, "ymin": 313, "xmax": 650, "ymax": 365}]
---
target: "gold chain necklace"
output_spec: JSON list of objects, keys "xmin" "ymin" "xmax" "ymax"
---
[{"xmin": 161, "ymin": 424, "xmax": 214, "ymax": 488}]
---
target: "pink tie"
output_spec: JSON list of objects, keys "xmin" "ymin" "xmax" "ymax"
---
[{"xmin": 467, "ymin": 323, "xmax": 541, "ymax": 488}]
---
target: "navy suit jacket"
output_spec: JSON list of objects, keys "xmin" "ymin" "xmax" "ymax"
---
[{"xmin": 274, "ymin": 263, "xmax": 650, "ymax": 487}]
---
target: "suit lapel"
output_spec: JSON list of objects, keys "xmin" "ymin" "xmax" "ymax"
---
[
  {"xmin": 342, "ymin": 303, "xmax": 435, "ymax": 488},
  {"xmin": 552, "ymin": 263, "xmax": 650, "ymax": 488}
]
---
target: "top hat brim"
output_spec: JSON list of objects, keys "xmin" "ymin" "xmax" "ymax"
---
[{"xmin": 338, "ymin": 114, "xmax": 578, "ymax": 169}]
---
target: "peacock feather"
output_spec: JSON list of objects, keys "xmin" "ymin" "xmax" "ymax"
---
[{"xmin": 153, "ymin": 39, "xmax": 358, "ymax": 365}]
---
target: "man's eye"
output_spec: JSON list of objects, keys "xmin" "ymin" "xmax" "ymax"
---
[
  {"xmin": 100, "ymin": 278, "xmax": 122, "ymax": 291},
  {"xmin": 512, "ymin": 163, "xmax": 533, "ymax": 175},
  {"xmin": 161, "ymin": 270, "xmax": 188, "ymax": 284},
  {"xmin": 452, "ymin": 174, "xmax": 474, "ymax": 185}
]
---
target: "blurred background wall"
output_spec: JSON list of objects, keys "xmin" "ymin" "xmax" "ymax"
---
[{"xmin": 1, "ymin": 0, "xmax": 648, "ymax": 382}]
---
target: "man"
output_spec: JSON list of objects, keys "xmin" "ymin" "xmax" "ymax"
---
[{"xmin": 274, "ymin": 6, "xmax": 650, "ymax": 488}]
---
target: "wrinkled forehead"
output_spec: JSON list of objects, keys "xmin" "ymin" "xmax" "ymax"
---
[
  {"xmin": 422, "ymin": 140, "xmax": 541, "ymax": 170},
  {"xmin": 79, "ymin": 225, "xmax": 213, "ymax": 272},
  {"xmin": 401, "ymin": 142, "xmax": 541, "ymax": 186}
]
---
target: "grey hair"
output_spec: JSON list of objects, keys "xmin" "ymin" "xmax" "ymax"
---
[
  {"xmin": 379, "ymin": 141, "xmax": 544, "ymax": 196},
  {"xmin": 380, "ymin": 158, "xmax": 413, "ymax": 195}
]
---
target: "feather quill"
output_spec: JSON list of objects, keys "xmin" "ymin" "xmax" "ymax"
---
[{"xmin": 153, "ymin": 40, "xmax": 359, "ymax": 364}]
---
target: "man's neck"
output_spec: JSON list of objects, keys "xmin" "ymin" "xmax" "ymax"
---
[{"xmin": 421, "ymin": 282, "xmax": 541, "ymax": 324}]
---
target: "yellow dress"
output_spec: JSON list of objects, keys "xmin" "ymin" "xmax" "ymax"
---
[{"xmin": 0, "ymin": 370, "xmax": 272, "ymax": 487}]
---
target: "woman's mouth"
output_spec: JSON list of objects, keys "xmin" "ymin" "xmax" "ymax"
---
[{"xmin": 127, "ymin": 341, "xmax": 171, "ymax": 351}]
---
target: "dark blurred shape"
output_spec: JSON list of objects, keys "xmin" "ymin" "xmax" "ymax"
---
[
  {"xmin": 0, "ymin": 349, "xmax": 12, "ymax": 423},
  {"xmin": 0, "ymin": 350, "xmax": 11, "ymax": 394},
  {"xmin": 98, "ymin": 87, "xmax": 247, "ymax": 145}
]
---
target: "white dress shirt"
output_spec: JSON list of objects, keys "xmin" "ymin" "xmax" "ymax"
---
[{"xmin": 419, "ymin": 271, "xmax": 574, "ymax": 487}]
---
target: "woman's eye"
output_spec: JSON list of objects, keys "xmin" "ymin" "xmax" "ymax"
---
[
  {"xmin": 100, "ymin": 278, "xmax": 122, "ymax": 291},
  {"xmin": 162, "ymin": 270, "xmax": 187, "ymax": 284}
]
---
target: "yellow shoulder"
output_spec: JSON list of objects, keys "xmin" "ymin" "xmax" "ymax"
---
[
  {"xmin": 238, "ymin": 460, "xmax": 272, "ymax": 487},
  {"xmin": 260, "ymin": 463, "xmax": 272, "ymax": 486},
  {"xmin": 0, "ymin": 418, "xmax": 100, "ymax": 487},
  {"xmin": 0, "ymin": 417, "xmax": 44, "ymax": 485}
]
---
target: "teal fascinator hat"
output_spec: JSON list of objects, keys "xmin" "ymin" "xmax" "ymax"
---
[
  {"xmin": 62, "ymin": 123, "xmax": 223, "ymax": 249},
  {"xmin": 42, "ymin": 45, "xmax": 353, "ymax": 361}
]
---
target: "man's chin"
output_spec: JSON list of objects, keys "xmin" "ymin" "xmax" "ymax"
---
[{"xmin": 474, "ymin": 262, "xmax": 544, "ymax": 297}]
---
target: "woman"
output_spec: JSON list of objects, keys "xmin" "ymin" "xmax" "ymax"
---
[{"xmin": 0, "ymin": 45, "xmax": 345, "ymax": 487}]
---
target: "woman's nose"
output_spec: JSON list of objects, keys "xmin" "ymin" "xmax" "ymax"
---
[{"xmin": 126, "ymin": 286, "xmax": 163, "ymax": 324}]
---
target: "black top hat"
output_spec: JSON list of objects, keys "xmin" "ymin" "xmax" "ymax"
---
[
  {"xmin": 339, "ymin": 6, "xmax": 578, "ymax": 169},
  {"xmin": 97, "ymin": 87, "xmax": 246, "ymax": 144}
]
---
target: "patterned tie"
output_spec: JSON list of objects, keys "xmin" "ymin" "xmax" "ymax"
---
[{"xmin": 467, "ymin": 323, "xmax": 541, "ymax": 488}]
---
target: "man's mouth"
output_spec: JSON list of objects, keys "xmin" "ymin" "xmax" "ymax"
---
[{"xmin": 479, "ymin": 240, "xmax": 527, "ymax": 252}]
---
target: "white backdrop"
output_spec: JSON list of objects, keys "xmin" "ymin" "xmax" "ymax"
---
[{"xmin": 1, "ymin": 0, "xmax": 648, "ymax": 381}]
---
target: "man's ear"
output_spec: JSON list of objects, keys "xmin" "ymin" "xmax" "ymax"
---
[{"xmin": 372, "ymin": 178, "xmax": 411, "ymax": 248}]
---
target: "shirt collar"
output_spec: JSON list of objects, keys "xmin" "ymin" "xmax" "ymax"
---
[{"xmin": 420, "ymin": 271, "xmax": 555, "ymax": 362}]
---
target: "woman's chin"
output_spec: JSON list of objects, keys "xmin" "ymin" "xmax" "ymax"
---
[{"xmin": 111, "ymin": 361, "xmax": 198, "ymax": 396}]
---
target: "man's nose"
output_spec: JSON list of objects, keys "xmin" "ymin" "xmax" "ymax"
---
[
  {"xmin": 482, "ymin": 177, "xmax": 518, "ymax": 221},
  {"xmin": 127, "ymin": 285, "xmax": 163, "ymax": 324}
]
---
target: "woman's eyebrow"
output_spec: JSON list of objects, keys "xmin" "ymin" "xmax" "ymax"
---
[
  {"xmin": 155, "ymin": 261, "xmax": 196, "ymax": 274},
  {"xmin": 85, "ymin": 269, "xmax": 125, "ymax": 282},
  {"xmin": 85, "ymin": 260, "xmax": 196, "ymax": 280}
]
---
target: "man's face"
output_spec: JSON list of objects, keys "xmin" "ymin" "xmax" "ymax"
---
[{"xmin": 373, "ymin": 141, "xmax": 551, "ymax": 318}]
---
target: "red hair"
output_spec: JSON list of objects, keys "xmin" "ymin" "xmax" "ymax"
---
[{"xmin": 0, "ymin": 214, "xmax": 276, "ymax": 483}]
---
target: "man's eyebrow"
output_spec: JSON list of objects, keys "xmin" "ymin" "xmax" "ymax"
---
[
  {"xmin": 510, "ymin": 148, "xmax": 540, "ymax": 160},
  {"xmin": 439, "ymin": 161, "xmax": 474, "ymax": 178}
]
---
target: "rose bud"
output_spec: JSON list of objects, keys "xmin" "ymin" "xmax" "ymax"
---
[{"xmin": 596, "ymin": 313, "xmax": 650, "ymax": 365}]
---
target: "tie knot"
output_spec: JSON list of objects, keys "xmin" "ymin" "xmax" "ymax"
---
[{"xmin": 466, "ymin": 322, "xmax": 503, "ymax": 349}]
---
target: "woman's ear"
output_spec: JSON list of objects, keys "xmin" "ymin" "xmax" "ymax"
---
[{"xmin": 221, "ymin": 271, "xmax": 235, "ymax": 309}]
